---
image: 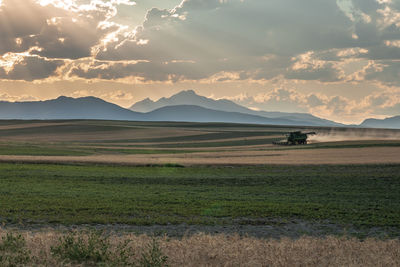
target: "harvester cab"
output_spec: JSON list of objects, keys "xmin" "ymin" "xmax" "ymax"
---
[{"xmin": 273, "ymin": 131, "xmax": 316, "ymax": 145}]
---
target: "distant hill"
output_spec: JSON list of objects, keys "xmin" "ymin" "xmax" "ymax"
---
[
  {"xmin": 130, "ymin": 90, "xmax": 342, "ymax": 127},
  {"xmin": 0, "ymin": 96, "xmax": 313, "ymax": 126},
  {"xmin": 0, "ymin": 96, "xmax": 142, "ymax": 120},
  {"xmin": 360, "ymin": 116, "xmax": 400, "ymax": 129},
  {"xmin": 2, "ymin": 95, "xmax": 398, "ymax": 128},
  {"xmin": 143, "ymin": 105, "xmax": 309, "ymax": 125}
]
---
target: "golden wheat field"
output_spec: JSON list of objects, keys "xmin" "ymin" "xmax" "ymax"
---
[{"xmin": 0, "ymin": 229, "xmax": 398, "ymax": 267}]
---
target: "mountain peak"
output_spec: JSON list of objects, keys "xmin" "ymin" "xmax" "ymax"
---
[
  {"xmin": 56, "ymin": 96, "xmax": 72, "ymax": 100},
  {"xmin": 178, "ymin": 89, "xmax": 197, "ymax": 95},
  {"xmin": 130, "ymin": 89, "xmax": 245, "ymax": 113},
  {"xmin": 171, "ymin": 90, "xmax": 198, "ymax": 98},
  {"xmin": 138, "ymin": 97, "xmax": 154, "ymax": 104},
  {"xmin": 53, "ymin": 96, "xmax": 110, "ymax": 105}
]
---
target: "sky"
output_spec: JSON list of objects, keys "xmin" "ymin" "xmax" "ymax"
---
[{"xmin": 0, "ymin": 0, "xmax": 399, "ymax": 124}]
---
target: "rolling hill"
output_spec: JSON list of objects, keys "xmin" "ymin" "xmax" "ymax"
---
[
  {"xmin": 0, "ymin": 96, "xmax": 143, "ymax": 120},
  {"xmin": 360, "ymin": 116, "xmax": 400, "ymax": 129}
]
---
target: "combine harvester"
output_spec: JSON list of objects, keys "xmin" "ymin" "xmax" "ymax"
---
[{"xmin": 273, "ymin": 131, "xmax": 316, "ymax": 145}]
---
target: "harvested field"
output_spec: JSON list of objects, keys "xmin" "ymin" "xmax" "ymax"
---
[
  {"xmin": 0, "ymin": 120, "xmax": 399, "ymax": 165},
  {"xmin": 0, "ymin": 146, "xmax": 399, "ymax": 165},
  {"xmin": 0, "ymin": 229, "xmax": 399, "ymax": 267}
]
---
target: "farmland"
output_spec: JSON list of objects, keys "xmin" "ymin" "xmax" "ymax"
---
[
  {"xmin": 0, "ymin": 120, "xmax": 400, "ymax": 165},
  {"xmin": 0, "ymin": 120, "xmax": 400, "ymax": 265},
  {"xmin": 1, "ymin": 163, "xmax": 400, "ymax": 234}
]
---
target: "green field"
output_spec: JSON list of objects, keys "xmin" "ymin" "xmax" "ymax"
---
[
  {"xmin": 0, "ymin": 120, "xmax": 400, "ymax": 239},
  {"xmin": 0, "ymin": 163, "xmax": 399, "ymax": 231}
]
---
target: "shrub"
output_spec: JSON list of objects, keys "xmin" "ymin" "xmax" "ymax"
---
[
  {"xmin": 51, "ymin": 230, "xmax": 136, "ymax": 266},
  {"xmin": 51, "ymin": 230, "xmax": 111, "ymax": 265},
  {"xmin": 0, "ymin": 233, "xmax": 31, "ymax": 267},
  {"xmin": 114, "ymin": 239, "xmax": 136, "ymax": 266},
  {"xmin": 139, "ymin": 238, "xmax": 168, "ymax": 267}
]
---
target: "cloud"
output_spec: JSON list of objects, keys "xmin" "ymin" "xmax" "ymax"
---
[
  {"xmin": 1, "ymin": 0, "xmax": 398, "ymax": 85},
  {"xmin": 89, "ymin": 0, "xmax": 400, "ymax": 84},
  {"xmin": 0, "ymin": 55, "xmax": 63, "ymax": 81},
  {"xmin": 69, "ymin": 59, "xmax": 216, "ymax": 82},
  {"xmin": 71, "ymin": 88, "xmax": 134, "ymax": 101},
  {"xmin": 226, "ymin": 84, "xmax": 400, "ymax": 123},
  {"xmin": 285, "ymin": 52, "xmax": 344, "ymax": 82},
  {"xmin": 0, "ymin": 0, "xmax": 399, "ymax": 124},
  {"xmin": 0, "ymin": 92, "xmax": 38, "ymax": 102},
  {"xmin": 95, "ymin": 0, "xmax": 357, "ymax": 81},
  {"xmin": 102, "ymin": 89, "xmax": 134, "ymax": 101},
  {"xmin": 227, "ymin": 88, "xmax": 310, "ymax": 113},
  {"xmin": 226, "ymin": 88, "xmax": 355, "ymax": 120},
  {"xmin": 0, "ymin": 0, "xmax": 126, "ymax": 60},
  {"xmin": 0, "ymin": 0, "xmax": 139, "ymax": 80},
  {"xmin": 307, "ymin": 94, "xmax": 325, "ymax": 107},
  {"xmin": 355, "ymin": 60, "xmax": 400, "ymax": 86}
]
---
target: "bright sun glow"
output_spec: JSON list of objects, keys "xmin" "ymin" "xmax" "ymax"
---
[
  {"xmin": 0, "ymin": 53, "xmax": 24, "ymax": 73},
  {"xmin": 0, "ymin": 47, "xmax": 43, "ymax": 73},
  {"xmin": 39, "ymin": 0, "xmax": 74, "ymax": 9}
]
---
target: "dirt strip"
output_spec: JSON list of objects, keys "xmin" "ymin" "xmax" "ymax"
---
[{"xmin": 0, "ymin": 146, "xmax": 399, "ymax": 166}]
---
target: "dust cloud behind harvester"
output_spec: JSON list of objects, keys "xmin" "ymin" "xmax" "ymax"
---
[{"xmin": 307, "ymin": 128, "xmax": 400, "ymax": 143}]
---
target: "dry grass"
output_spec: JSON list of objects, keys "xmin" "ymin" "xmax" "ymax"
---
[{"xmin": 1, "ymin": 229, "xmax": 399, "ymax": 266}]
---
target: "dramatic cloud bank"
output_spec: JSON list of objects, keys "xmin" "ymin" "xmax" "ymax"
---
[{"xmin": 0, "ymin": 0, "xmax": 399, "ymax": 123}]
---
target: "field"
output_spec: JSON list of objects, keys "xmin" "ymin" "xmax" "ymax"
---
[
  {"xmin": 1, "ymin": 163, "xmax": 400, "ymax": 236},
  {"xmin": 0, "ymin": 120, "xmax": 400, "ymax": 265},
  {"xmin": 0, "ymin": 120, "xmax": 400, "ymax": 165}
]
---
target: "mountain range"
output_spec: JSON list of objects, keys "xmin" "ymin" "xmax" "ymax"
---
[
  {"xmin": 0, "ymin": 96, "xmax": 309, "ymax": 126},
  {"xmin": 0, "ymin": 90, "xmax": 398, "ymax": 128},
  {"xmin": 0, "ymin": 96, "xmax": 142, "ymax": 120},
  {"xmin": 360, "ymin": 116, "xmax": 400, "ymax": 129},
  {"xmin": 130, "ymin": 90, "xmax": 343, "ymax": 127}
]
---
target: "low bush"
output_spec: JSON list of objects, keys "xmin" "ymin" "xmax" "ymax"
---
[
  {"xmin": 139, "ymin": 238, "xmax": 169, "ymax": 267},
  {"xmin": 51, "ymin": 230, "xmax": 166, "ymax": 266},
  {"xmin": 0, "ymin": 233, "xmax": 31, "ymax": 267},
  {"xmin": 51, "ymin": 230, "xmax": 136, "ymax": 266}
]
